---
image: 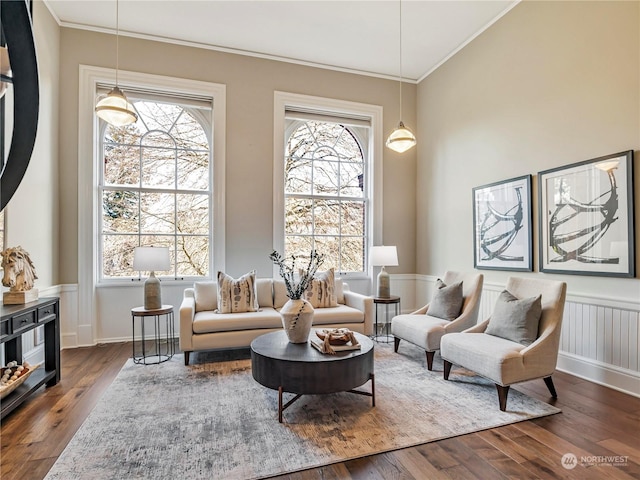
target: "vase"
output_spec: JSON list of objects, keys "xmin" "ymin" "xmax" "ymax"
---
[{"xmin": 280, "ymin": 298, "xmax": 314, "ymax": 343}]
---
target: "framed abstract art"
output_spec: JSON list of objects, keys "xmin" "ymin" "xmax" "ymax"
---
[
  {"xmin": 473, "ymin": 175, "xmax": 533, "ymax": 271},
  {"xmin": 538, "ymin": 150, "xmax": 635, "ymax": 277}
]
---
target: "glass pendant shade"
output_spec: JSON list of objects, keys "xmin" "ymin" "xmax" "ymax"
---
[
  {"xmin": 95, "ymin": 86, "xmax": 138, "ymax": 126},
  {"xmin": 386, "ymin": 121, "xmax": 416, "ymax": 153}
]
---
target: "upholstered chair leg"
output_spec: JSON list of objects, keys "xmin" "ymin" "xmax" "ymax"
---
[
  {"xmin": 425, "ymin": 351, "xmax": 434, "ymax": 371},
  {"xmin": 443, "ymin": 360, "xmax": 452, "ymax": 380},
  {"xmin": 496, "ymin": 384, "xmax": 510, "ymax": 411},
  {"xmin": 394, "ymin": 337, "xmax": 400, "ymax": 353},
  {"xmin": 184, "ymin": 351, "xmax": 190, "ymax": 366},
  {"xmin": 543, "ymin": 376, "xmax": 558, "ymax": 398}
]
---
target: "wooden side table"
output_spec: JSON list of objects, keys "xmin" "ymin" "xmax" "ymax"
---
[
  {"xmin": 131, "ymin": 305, "xmax": 175, "ymax": 365},
  {"xmin": 373, "ymin": 295, "xmax": 401, "ymax": 343}
]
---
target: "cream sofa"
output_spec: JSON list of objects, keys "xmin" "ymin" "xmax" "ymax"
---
[{"xmin": 179, "ymin": 277, "xmax": 373, "ymax": 364}]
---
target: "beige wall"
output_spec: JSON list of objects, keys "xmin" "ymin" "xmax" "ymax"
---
[
  {"xmin": 416, "ymin": 0, "xmax": 640, "ymax": 300},
  {"xmin": 4, "ymin": 0, "xmax": 60, "ymax": 288},
  {"xmin": 57, "ymin": 29, "xmax": 417, "ymax": 283}
]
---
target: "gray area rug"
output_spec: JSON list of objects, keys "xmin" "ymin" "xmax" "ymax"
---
[{"xmin": 45, "ymin": 341, "xmax": 560, "ymax": 479}]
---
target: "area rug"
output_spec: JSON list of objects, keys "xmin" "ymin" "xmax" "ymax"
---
[{"xmin": 45, "ymin": 342, "xmax": 560, "ymax": 479}]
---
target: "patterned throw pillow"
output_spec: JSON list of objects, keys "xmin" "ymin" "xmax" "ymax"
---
[
  {"xmin": 426, "ymin": 279, "xmax": 463, "ymax": 321},
  {"xmin": 216, "ymin": 270, "xmax": 259, "ymax": 314},
  {"xmin": 303, "ymin": 268, "xmax": 338, "ymax": 308},
  {"xmin": 485, "ymin": 290, "xmax": 542, "ymax": 346}
]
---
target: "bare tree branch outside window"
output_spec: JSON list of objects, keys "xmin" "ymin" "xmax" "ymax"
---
[
  {"xmin": 100, "ymin": 100, "xmax": 211, "ymax": 279},
  {"xmin": 285, "ymin": 121, "xmax": 366, "ymax": 273}
]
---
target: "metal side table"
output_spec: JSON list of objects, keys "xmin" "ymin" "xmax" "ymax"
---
[
  {"xmin": 373, "ymin": 295, "xmax": 401, "ymax": 343},
  {"xmin": 131, "ymin": 305, "xmax": 175, "ymax": 365}
]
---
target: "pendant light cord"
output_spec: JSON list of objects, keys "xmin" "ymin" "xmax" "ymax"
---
[
  {"xmin": 115, "ymin": 0, "xmax": 120, "ymax": 86},
  {"xmin": 398, "ymin": 0, "xmax": 403, "ymax": 123}
]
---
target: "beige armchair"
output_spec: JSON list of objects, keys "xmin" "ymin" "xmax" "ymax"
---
[
  {"xmin": 440, "ymin": 276, "xmax": 567, "ymax": 411},
  {"xmin": 391, "ymin": 271, "xmax": 484, "ymax": 370}
]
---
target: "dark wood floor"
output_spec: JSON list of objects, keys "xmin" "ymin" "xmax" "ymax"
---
[{"xmin": 1, "ymin": 342, "xmax": 638, "ymax": 480}]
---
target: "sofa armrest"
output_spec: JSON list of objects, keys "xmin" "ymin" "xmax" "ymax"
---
[
  {"xmin": 179, "ymin": 288, "xmax": 196, "ymax": 352},
  {"xmin": 343, "ymin": 290, "xmax": 374, "ymax": 336}
]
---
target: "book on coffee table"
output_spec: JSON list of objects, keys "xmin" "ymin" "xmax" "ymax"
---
[{"xmin": 310, "ymin": 339, "xmax": 361, "ymax": 353}]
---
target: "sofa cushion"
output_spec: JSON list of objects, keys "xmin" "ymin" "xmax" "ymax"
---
[
  {"xmin": 303, "ymin": 268, "xmax": 338, "ymax": 308},
  {"xmin": 485, "ymin": 290, "xmax": 542, "ymax": 346},
  {"xmin": 217, "ymin": 271, "xmax": 259, "ymax": 313},
  {"xmin": 194, "ymin": 282, "xmax": 217, "ymax": 313},
  {"xmin": 193, "ymin": 308, "xmax": 282, "ymax": 334},
  {"xmin": 256, "ymin": 278, "xmax": 274, "ymax": 308},
  {"xmin": 273, "ymin": 279, "xmax": 288, "ymax": 309},
  {"xmin": 274, "ymin": 277, "xmax": 345, "ymax": 308},
  {"xmin": 427, "ymin": 279, "xmax": 463, "ymax": 321},
  {"xmin": 334, "ymin": 277, "xmax": 345, "ymax": 304},
  {"xmin": 311, "ymin": 304, "xmax": 364, "ymax": 325}
]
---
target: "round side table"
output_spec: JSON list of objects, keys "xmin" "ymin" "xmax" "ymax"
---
[
  {"xmin": 373, "ymin": 295, "xmax": 401, "ymax": 343},
  {"xmin": 131, "ymin": 305, "xmax": 175, "ymax": 365}
]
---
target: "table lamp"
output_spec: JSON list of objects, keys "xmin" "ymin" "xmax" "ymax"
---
[
  {"xmin": 370, "ymin": 246, "xmax": 398, "ymax": 298},
  {"xmin": 133, "ymin": 246, "xmax": 170, "ymax": 310}
]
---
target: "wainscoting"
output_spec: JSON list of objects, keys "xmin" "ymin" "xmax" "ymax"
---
[{"xmin": 36, "ymin": 276, "xmax": 640, "ymax": 398}]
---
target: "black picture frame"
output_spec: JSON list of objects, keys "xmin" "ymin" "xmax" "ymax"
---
[
  {"xmin": 473, "ymin": 175, "xmax": 533, "ymax": 271},
  {"xmin": 538, "ymin": 150, "xmax": 635, "ymax": 277}
]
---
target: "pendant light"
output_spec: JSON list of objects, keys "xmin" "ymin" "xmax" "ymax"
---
[
  {"xmin": 386, "ymin": 0, "xmax": 416, "ymax": 153},
  {"xmin": 95, "ymin": 0, "xmax": 137, "ymax": 126}
]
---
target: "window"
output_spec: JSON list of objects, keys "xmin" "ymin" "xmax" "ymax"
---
[
  {"xmin": 98, "ymin": 92, "xmax": 213, "ymax": 280},
  {"xmin": 284, "ymin": 118, "xmax": 367, "ymax": 272},
  {"xmin": 274, "ymin": 92, "xmax": 382, "ymax": 280}
]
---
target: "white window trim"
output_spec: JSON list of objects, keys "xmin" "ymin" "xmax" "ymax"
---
[
  {"xmin": 273, "ymin": 91, "xmax": 383, "ymax": 280},
  {"xmin": 78, "ymin": 65, "xmax": 226, "ymax": 342}
]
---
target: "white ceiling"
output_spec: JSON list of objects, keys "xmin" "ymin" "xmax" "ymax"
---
[{"xmin": 45, "ymin": 0, "xmax": 518, "ymax": 82}]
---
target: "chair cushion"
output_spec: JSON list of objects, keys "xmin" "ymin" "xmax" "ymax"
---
[
  {"xmin": 391, "ymin": 314, "xmax": 450, "ymax": 351},
  {"xmin": 216, "ymin": 270, "xmax": 259, "ymax": 313},
  {"xmin": 485, "ymin": 290, "xmax": 542, "ymax": 346},
  {"xmin": 427, "ymin": 279, "xmax": 463, "ymax": 320},
  {"xmin": 440, "ymin": 332, "xmax": 526, "ymax": 385},
  {"xmin": 303, "ymin": 268, "xmax": 338, "ymax": 308}
]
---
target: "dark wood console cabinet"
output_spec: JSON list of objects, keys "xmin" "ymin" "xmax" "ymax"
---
[{"xmin": 1, "ymin": 297, "xmax": 60, "ymax": 420}]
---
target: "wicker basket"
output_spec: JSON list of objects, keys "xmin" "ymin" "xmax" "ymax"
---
[{"xmin": 0, "ymin": 363, "xmax": 40, "ymax": 399}]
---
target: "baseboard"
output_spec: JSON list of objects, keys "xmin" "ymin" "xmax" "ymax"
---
[
  {"xmin": 23, "ymin": 344, "xmax": 44, "ymax": 366},
  {"xmin": 557, "ymin": 351, "xmax": 640, "ymax": 398}
]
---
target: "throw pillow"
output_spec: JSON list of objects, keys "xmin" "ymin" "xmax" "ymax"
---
[
  {"xmin": 485, "ymin": 290, "xmax": 542, "ymax": 346},
  {"xmin": 194, "ymin": 281, "xmax": 217, "ymax": 312},
  {"xmin": 426, "ymin": 279, "xmax": 463, "ymax": 321},
  {"xmin": 303, "ymin": 268, "xmax": 338, "ymax": 308},
  {"xmin": 216, "ymin": 270, "xmax": 259, "ymax": 314}
]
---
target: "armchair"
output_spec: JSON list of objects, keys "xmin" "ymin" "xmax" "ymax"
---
[
  {"xmin": 440, "ymin": 276, "xmax": 567, "ymax": 411},
  {"xmin": 391, "ymin": 271, "xmax": 483, "ymax": 370}
]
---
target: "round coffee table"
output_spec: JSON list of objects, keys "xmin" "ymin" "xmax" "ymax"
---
[{"xmin": 251, "ymin": 330, "xmax": 375, "ymax": 422}]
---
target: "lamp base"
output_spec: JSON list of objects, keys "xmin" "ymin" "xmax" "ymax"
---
[
  {"xmin": 377, "ymin": 267, "xmax": 391, "ymax": 298},
  {"xmin": 144, "ymin": 272, "xmax": 162, "ymax": 310}
]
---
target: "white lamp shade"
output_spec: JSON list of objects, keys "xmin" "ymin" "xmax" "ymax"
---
[
  {"xmin": 386, "ymin": 122, "xmax": 417, "ymax": 153},
  {"xmin": 133, "ymin": 247, "xmax": 170, "ymax": 272},
  {"xmin": 95, "ymin": 86, "xmax": 138, "ymax": 126},
  {"xmin": 370, "ymin": 246, "xmax": 399, "ymax": 267}
]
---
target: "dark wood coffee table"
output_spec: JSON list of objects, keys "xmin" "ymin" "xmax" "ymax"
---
[{"xmin": 251, "ymin": 330, "xmax": 375, "ymax": 422}]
